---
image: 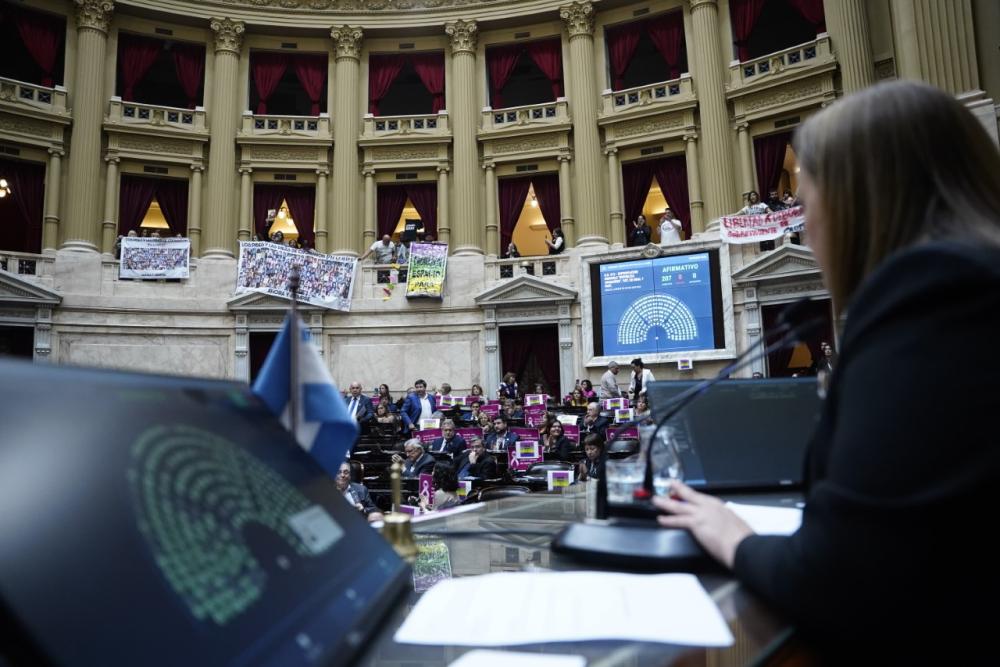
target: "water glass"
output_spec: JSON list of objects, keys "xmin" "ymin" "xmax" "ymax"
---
[
  {"xmin": 641, "ymin": 425, "xmax": 684, "ymax": 496},
  {"xmin": 604, "ymin": 456, "xmax": 645, "ymax": 504}
]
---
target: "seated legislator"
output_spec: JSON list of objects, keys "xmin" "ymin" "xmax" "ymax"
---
[
  {"xmin": 579, "ymin": 402, "xmax": 610, "ymax": 436},
  {"xmin": 400, "ymin": 378, "xmax": 437, "ymax": 434},
  {"xmin": 344, "ymin": 381, "xmax": 375, "ymax": 423},
  {"xmin": 427, "ymin": 419, "xmax": 466, "ymax": 458},
  {"xmin": 454, "ymin": 437, "xmax": 498, "ymax": 480},
  {"xmin": 544, "ymin": 421, "xmax": 574, "ymax": 461},
  {"xmin": 484, "ymin": 416, "xmax": 519, "ymax": 450},
  {"xmin": 335, "ymin": 462, "xmax": 384, "ymax": 523},
  {"xmin": 653, "ymin": 81, "xmax": 1000, "ymax": 661},
  {"xmin": 392, "ymin": 439, "xmax": 436, "ymax": 479},
  {"xmin": 374, "ymin": 402, "xmax": 397, "ymax": 425},
  {"xmin": 418, "ymin": 462, "xmax": 462, "ymax": 512},
  {"xmin": 564, "ymin": 387, "xmax": 589, "ymax": 408},
  {"xmin": 577, "ymin": 433, "xmax": 604, "ymax": 482}
]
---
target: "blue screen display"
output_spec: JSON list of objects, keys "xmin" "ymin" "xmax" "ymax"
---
[{"xmin": 598, "ymin": 252, "xmax": 716, "ymax": 355}]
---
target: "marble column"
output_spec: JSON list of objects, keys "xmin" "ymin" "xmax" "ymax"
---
[
  {"xmin": 560, "ymin": 2, "xmax": 607, "ymax": 247},
  {"xmin": 100, "ymin": 154, "xmax": 119, "ymax": 254},
  {"xmin": 330, "ymin": 26, "xmax": 364, "ymax": 255},
  {"xmin": 314, "ymin": 168, "xmax": 329, "ymax": 252},
  {"xmin": 62, "ymin": 0, "xmax": 114, "ymax": 252},
  {"xmin": 362, "ymin": 166, "xmax": 376, "ymax": 246},
  {"xmin": 889, "ymin": 0, "xmax": 979, "ymax": 95},
  {"xmin": 822, "ymin": 0, "xmax": 874, "ymax": 93},
  {"xmin": 202, "ymin": 17, "xmax": 244, "ymax": 259},
  {"xmin": 445, "ymin": 20, "xmax": 483, "ymax": 256},
  {"xmin": 735, "ymin": 122, "xmax": 755, "ymax": 198},
  {"xmin": 684, "ymin": 133, "xmax": 705, "ymax": 234},
  {"xmin": 237, "ymin": 167, "xmax": 252, "ymax": 241},
  {"xmin": 42, "ymin": 148, "xmax": 64, "ymax": 253},
  {"xmin": 482, "ymin": 161, "xmax": 497, "ymax": 256},
  {"xmin": 605, "ymin": 148, "xmax": 624, "ymax": 247},
  {"xmin": 188, "ymin": 164, "xmax": 203, "ymax": 257},
  {"xmin": 436, "ymin": 165, "xmax": 450, "ymax": 245},
  {"xmin": 690, "ymin": 0, "xmax": 738, "ymax": 224},
  {"xmin": 556, "ymin": 153, "xmax": 575, "ymax": 245}
]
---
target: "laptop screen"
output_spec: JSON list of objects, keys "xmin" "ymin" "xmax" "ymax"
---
[
  {"xmin": 0, "ymin": 359, "xmax": 408, "ymax": 667},
  {"xmin": 647, "ymin": 378, "xmax": 822, "ymax": 491}
]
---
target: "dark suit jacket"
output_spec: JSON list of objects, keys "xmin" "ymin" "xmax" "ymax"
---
[
  {"xmin": 402, "ymin": 452, "xmax": 436, "ymax": 478},
  {"xmin": 344, "ymin": 394, "xmax": 374, "ymax": 422},
  {"xmin": 344, "ymin": 482, "xmax": 379, "ymax": 515},
  {"xmin": 485, "ymin": 429, "xmax": 519, "ymax": 450},
  {"xmin": 548, "ymin": 436, "xmax": 574, "ymax": 461},
  {"xmin": 734, "ymin": 242, "xmax": 1000, "ymax": 659},
  {"xmin": 580, "ymin": 415, "xmax": 610, "ymax": 436},
  {"xmin": 428, "ymin": 434, "xmax": 467, "ymax": 457},
  {"xmin": 454, "ymin": 451, "xmax": 498, "ymax": 479},
  {"xmin": 401, "ymin": 393, "xmax": 437, "ymax": 432}
]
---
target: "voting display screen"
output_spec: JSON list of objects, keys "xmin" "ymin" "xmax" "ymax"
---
[{"xmin": 591, "ymin": 251, "xmax": 725, "ymax": 356}]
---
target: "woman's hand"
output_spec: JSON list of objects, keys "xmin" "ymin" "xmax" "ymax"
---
[{"xmin": 652, "ymin": 481, "xmax": 754, "ymax": 569}]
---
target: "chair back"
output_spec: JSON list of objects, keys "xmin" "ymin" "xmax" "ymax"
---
[{"xmin": 475, "ymin": 485, "xmax": 531, "ymax": 502}]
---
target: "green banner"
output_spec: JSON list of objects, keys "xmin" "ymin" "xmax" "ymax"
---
[{"xmin": 405, "ymin": 242, "xmax": 448, "ymax": 298}]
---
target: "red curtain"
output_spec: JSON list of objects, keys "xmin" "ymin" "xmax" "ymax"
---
[
  {"xmin": 154, "ymin": 178, "xmax": 189, "ymax": 236},
  {"xmin": 525, "ymin": 39, "xmax": 563, "ymax": 99},
  {"xmin": 376, "ymin": 184, "xmax": 408, "ymax": 238},
  {"xmin": 251, "ymin": 52, "xmax": 289, "ymax": 115},
  {"xmin": 731, "ymin": 0, "xmax": 768, "ymax": 62},
  {"xmin": 119, "ymin": 34, "xmax": 162, "ymax": 102},
  {"xmin": 652, "ymin": 155, "xmax": 692, "ymax": 240},
  {"xmin": 787, "ymin": 0, "xmax": 826, "ymax": 32},
  {"xmin": 405, "ymin": 183, "xmax": 438, "ymax": 238},
  {"xmin": 368, "ymin": 54, "xmax": 405, "ymax": 115},
  {"xmin": 606, "ymin": 21, "xmax": 643, "ymax": 90},
  {"xmin": 531, "ymin": 174, "xmax": 561, "ymax": 234},
  {"xmin": 14, "ymin": 8, "xmax": 63, "ymax": 87},
  {"xmin": 500, "ymin": 325, "xmax": 560, "ymax": 399},
  {"xmin": 118, "ymin": 175, "xmax": 158, "ymax": 236},
  {"xmin": 754, "ymin": 131, "xmax": 793, "ymax": 198},
  {"xmin": 486, "ymin": 44, "xmax": 522, "ymax": 109},
  {"xmin": 411, "ymin": 52, "xmax": 446, "ymax": 114},
  {"xmin": 0, "ymin": 158, "xmax": 45, "ymax": 254},
  {"xmin": 647, "ymin": 11, "xmax": 685, "ymax": 80},
  {"xmin": 498, "ymin": 177, "xmax": 532, "ymax": 255},
  {"xmin": 292, "ymin": 53, "xmax": 326, "ymax": 116},
  {"xmin": 284, "ymin": 186, "xmax": 316, "ymax": 247},
  {"xmin": 621, "ymin": 160, "xmax": 655, "ymax": 244},
  {"xmin": 252, "ymin": 184, "xmax": 285, "ymax": 238},
  {"xmin": 172, "ymin": 42, "xmax": 204, "ymax": 109}
]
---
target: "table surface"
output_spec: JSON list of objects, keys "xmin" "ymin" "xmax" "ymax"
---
[{"xmin": 354, "ymin": 486, "xmax": 804, "ymax": 667}]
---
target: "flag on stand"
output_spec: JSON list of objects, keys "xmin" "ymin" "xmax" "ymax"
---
[{"xmin": 251, "ymin": 314, "xmax": 358, "ymax": 477}]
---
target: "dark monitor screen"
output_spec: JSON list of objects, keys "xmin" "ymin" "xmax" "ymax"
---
[
  {"xmin": 0, "ymin": 359, "xmax": 408, "ymax": 667},
  {"xmin": 647, "ymin": 378, "xmax": 822, "ymax": 492}
]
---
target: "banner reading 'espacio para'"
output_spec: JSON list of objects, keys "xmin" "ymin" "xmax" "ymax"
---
[
  {"xmin": 719, "ymin": 206, "xmax": 804, "ymax": 244},
  {"xmin": 406, "ymin": 242, "xmax": 448, "ymax": 299}
]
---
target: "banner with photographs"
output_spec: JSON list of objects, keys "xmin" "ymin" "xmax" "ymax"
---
[
  {"xmin": 120, "ymin": 236, "xmax": 190, "ymax": 279},
  {"xmin": 719, "ymin": 206, "xmax": 804, "ymax": 244},
  {"xmin": 236, "ymin": 241, "xmax": 357, "ymax": 311},
  {"xmin": 406, "ymin": 242, "xmax": 448, "ymax": 299}
]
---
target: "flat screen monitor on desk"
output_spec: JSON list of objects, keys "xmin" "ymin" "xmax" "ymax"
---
[{"xmin": 0, "ymin": 359, "xmax": 409, "ymax": 667}]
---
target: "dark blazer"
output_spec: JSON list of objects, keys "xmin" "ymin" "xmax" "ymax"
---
[
  {"xmin": 454, "ymin": 451, "xmax": 498, "ymax": 479},
  {"xmin": 580, "ymin": 415, "xmax": 610, "ymax": 436},
  {"xmin": 547, "ymin": 435, "xmax": 574, "ymax": 461},
  {"xmin": 401, "ymin": 392, "xmax": 437, "ymax": 432},
  {"xmin": 344, "ymin": 393, "xmax": 374, "ymax": 422},
  {"xmin": 485, "ymin": 429, "xmax": 519, "ymax": 451},
  {"xmin": 428, "ymin": 434, "xmax": 467, "ymax": 458},
  {"xmin": 402, "ymin": 452, "xmax": 436, "ymax": 478},
  {"xmin": 344, "ymin": 482, "xmax": 379, "ymax": 515},
  {"xmin": 734, "ymin": 242, "xmax": 1000, "ymax": 659}
]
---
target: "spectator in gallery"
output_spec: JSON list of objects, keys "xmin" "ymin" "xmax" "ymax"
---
[
  {"xmin": 782, "ymin": 189, "xmax": 797, "ymax": 207},
  {"xmin": 659, "ymin": 209, "xmax": 683, "ymax": 245},
  {"xmin": 580, "ymin": 402, "xmax": 610, "ymax": 436},
  {"xmin": 401, "ymin": 378, "xmax": 437, "ymax": 434},
  {"xmin": 545, "ymin": 228, "xmax": 566, "ymax": 255},
  {"xmin": 454, "ymin": 437, "xmax": 498, "ymax": 480},
  {"xmin": 766, "ymin": 190, "xmax": 788, "ymax": 211},
  {"xmin": 436, "ymin": 383, "xmax": 453, "ymax": 400},
  {"xmin": 564, "ymin": 387, "xmax": 588, "ymax": 408},
  {"xmin": 580, "ymin": 379, "xmax": 597, "ymax": 401},
  {"xmin": 498, "ymin": 372, "xmax": 519, "ymax": 400},
  {"xmin": 470, "ymin": 384, "xmax": 485, "ymax": 399},
  {"xmin": 629, "ymin": 358, "xmax": 656, "ymax": 399},
  {"xmin": 344, "ymin": 382, "xmax": 375, "ymax": 423},
  {"xmin": 269, "ymin": 230, "xmax": 284, "ymax": 244},
  {"xmin": 506, "ymin": 242, "xmax": 520, "ymax": 258},
  {"xmin": 418, "ymin": 462, "xmax": 462, "ymax": 512},
  {"xmin": 395, "ymin": 239, "xmax": 410, "ymax": 264},
  {"xmin": 577, "ymin": 433, "xmax": 605, "ymax": 482},
  {"xmin": 739, "ymin": 190, "xmax": 772, "ymax": 216},
  {"xmin": 392, "ymin": 439, "xmax": 436, "ymax": 478},
  {"xmin": 360, "ymin": 234, "xmax": 396, "ymax": 263},
  {"xmin": 600, "ymin": 360, "xmax": 622, "ymax": 398},
  {"xmin": 423, "ymin": 234, "xmax": 435, "ymax": 243},
  {"xmin": 428, "ymin": 419, "xmax": 467, "ymax": 458},
  {"xmin": 630, "ymin": 214, "xmax": 652, "ymax": 246},
  {"xmin": 544, "ymin": 421, "xmax": 574, "ymax": 460},
  {"xmin": 335, "ymin": 461, "xmax": 384, "ymax": 523}
]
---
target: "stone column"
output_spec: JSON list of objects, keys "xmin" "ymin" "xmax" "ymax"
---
[
  {"xmin": 560, "ymin": 2, "xmax": 607, "ymax": 248},
  {"xmin": 735, "ymin": 122, "xmax": 755, "ymax": 198},
  {"xmin": 202, "ymin": 17, "xmax": 244, "ymax": 259},
  {"xmin": 445, "ymin": 20, "xmax": 483, "ymax": 256},
  {"xmin": 557, "ymin": 153, "xmax": 575, "ymax": 245},
  {"xmin": 188, "ymin": 164, "xmax": 203, "ymax": 256},
  {"xmin": 100, "ymin": 155, "xmax": 119, "ymax": 254},
  {"xmin": 42, "ymin": 148, "xmax": 64, "ymax": 253},
  {"xmin": 605, "ymin": 148, "xmax": 624, "ymax": 246},
  {"xmin": 684, "ymin": 134, "xmax": 705, "ymax": 234},
  {"xmin": 822, "ymin": 0, "xmax": 874, "ymax": 93},
  {"xmin": 362, "ymin": 165, "xmax": 376, "ymax": 246},
  {"xmin": 237, "ymin": 166, "xmax": 252, "ymax": 241},
  {"xmin": 330, "ymin": 26, "xmax": 364, "ymax": 255},
  {"xmin": 62, "ymin": 0, "xmax": 114, "ymax": 252},
  {"xmin": 482, "ymin": 161, "xmax": 497, "ymax": 256},
  {"xmin": 436, "ymin": 165, "xmax": 450, "ymax": 245},
  {"xmin": 690, "ymin": 0, "xmax": 738, "ymax": 224},
  {"xmin": 889, "ymin": 0, "xmax": 979, "ymax": 95},
  {"xmin": 314, "ymin": 168, "xmax": 329, "ymax": 252}
]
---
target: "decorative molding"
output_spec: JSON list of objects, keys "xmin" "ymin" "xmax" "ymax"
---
[
  {"xmin": 491, "ymin": 134, "xmax": 559, "ymax": 154},
  {"xmin": 0, "ymin": 114, "xmax": 53, "ymax": 138},
  {"xmin": 874, "ymin": 58, "xmax": 896, "ymax": 81},
  {"xmin": 445, "ymin": 20, "xmax": 477, "ymax": 54},
  {"xmin": 369, "ymin": 145, "xmax": 439, "ymax": 160},
  {"xmin": 117, "ymin": 135, "xmax": 192, "ymax": 156},
  {"xmin": 330, "ymin": 26, "xmax": 363, "ymax": 59},
  {"xmin": 474, "ymin": 274, "xmax": 577, "ymax": 306},
  {"xmin": 75, "ymin": 0, "xmax": 114, "ymax": 34},
  {"xmin": 614, "ymin": 114, "xmax": 684, "ymax": 138},
  {"xmin": 743, "ymin": 80, "xmax": 824, "ymax": 113},
  {"xmin": 210, "ymin": 17, "xmax": 245, "ymax": 55},
  {"xmin": 220, "ymin": 0, "xmax": 507, "ymax": 9},
  {"xmin": 248, "ymin": 146, "xmax": 319, "ymax": 161},
  {"xmin": 559, "ymin": 1, "xmax": 594, "ymax": 37},
  {"xmin": 689, "ymin": 0, "xmax": 719, "ymax": 9}
]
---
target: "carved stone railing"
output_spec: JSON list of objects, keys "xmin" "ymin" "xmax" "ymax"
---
[
  {"xmin": 728, "ymin": 34, "xmax": 834, "ymax": 90},
  {"xmin": 486, "ymin": 254, "xmax": 570, "ymax": 282},
  {"xmin": 0, "ymin": 250, "xmax": 55, "ymax": 280},
  {"xmin": 480, "ymin": 99, "xmax": 569, "ymax": 133},
  {"xmin": 107, "ymin": 97, "xmax": 207, "ymax": 133},
  {"xmin": 240, "ymin": 112, "xmax": 331, "ymax": 139},
  {"xmin": 0, "ymin": 77, "xmax": 68, "ymax": 115},
  {"xmin": 361, "ymin": 111, "xmax": 450, "ymax": 140},
  {"xmin": 600, "ymin": 75, "xmax": 693, "ymax": 116}
]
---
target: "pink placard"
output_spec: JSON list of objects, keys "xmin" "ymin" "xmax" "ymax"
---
[
  {"xmin": 480, "ymin": 403, "xmax": 500, "ymax": 417},
  {"xmin": 524, "ymin": 394, "xmax": 547, "ymax": 407},
  {"xmin": 602, "ymin": 398, "xmax": 627, "ymax": 410},
  {"xmin": 563, "ymin": 424, "xmax": 580, "ymax": 443},
  {"xmin": 456, "ymin": 427, "xmax": 481, "ymax": 446},
  {"xmin": 606, "ymin": 425, "xmax": 639, "ymax": 440},
  {"xmin": 614, "ymin": 408, "xmax": 635, "ymax": 424},
  {"xmin": 524, "ymin": 405, "xmax": 547, "ymax": 427},
  {"xmin": 511, "ymin": 426, "xmax": 538, "ymax": 440},
  {"xmin": 419, "ymin": 473, "xmax": 433, "ymax": 499},
  {"xmin": 417, "ymin": 428, "xmax": 442, "ymax": 445},
  {"xmin": 439, "ymin": 394, "xmax": 468, "ymax": 407},
  {"xmin": 371, "ymin": 395, "xmax": 381, "ymax": 406},
  {"xmin": 507, "ymin": 442, "xmax": 542, "ymax": 472}
]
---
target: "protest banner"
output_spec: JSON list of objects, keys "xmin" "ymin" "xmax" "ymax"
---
[
  {"xmin": 120, "ymin": 236, "xmax": 190, "ymax": 279},
  {"xmin": 406, "ymin": 242, "xmax": 448, "ymax": 298},
  {"xmin": 719, "ymin": 206, "xmax": 804, "ymax": 244},
  {"xmin": 236, "ymin": 241, "xmax": 357, "ymax": 311}
]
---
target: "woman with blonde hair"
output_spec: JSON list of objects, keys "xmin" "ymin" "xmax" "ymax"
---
[{"xmin": 654, "ymin": 81, "xmax": 1000, "ymax": 660}]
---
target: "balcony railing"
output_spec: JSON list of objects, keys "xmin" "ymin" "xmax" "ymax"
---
[
  {"xmin": 361, "ymin": 111, "xmax": 450, "ymax": 140},
  {"xmin": 601, "ymin": 75, "xmax": 693, "ymax": 116},
  {"xmin": 107, "ymin": 97, "xmax": 207, "ymax": 133},
  {"xmin": 486, "ymin": 254, "xmax": 571, "ymax": 282},
  {"xmin": 0, "ymin": 250, "xmax": 55, "ymax": 280},
  {"xmin": 0, "ymin": 77, "xmax": 68, "ymax": 115},
  {"xmin": 240, "ymin": 112, "xmax": 331, "ymax": 138},
  {"xmin": 728, "ymin": 34, "xmax": 833, "ymax": 89},
  {"xmin": 480, "ymin": 99, "xmax": 569, "ymax": 133}
]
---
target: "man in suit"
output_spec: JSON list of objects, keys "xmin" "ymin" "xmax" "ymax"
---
[
  {"xmin": 580, "ymin": 402, "xmax": 610, "ymax": 437},
  {"xmin": 427, "ymin": 419, "xmax": 466, "ymax": 458},
  {"xmin": 344, "ymin": 381, "xmax": 374, "ymax": 423},
  {"xmin": 484, "ymin": 416, "xmax": 519, "ymax": 450},
  {"xmin": 335, "ymin": 461, "xmax": 384, "ymax": 523},
  {"xmin": 454, "ymin": 437, "xmax": 498, "ymax": 480},
  {"xmin": 401, "ymin": 379, "xmax": 437, "ymax": 434},
  {"xmin": 392, "ymin": 439, "xmax": 436, "ymax": 479}
]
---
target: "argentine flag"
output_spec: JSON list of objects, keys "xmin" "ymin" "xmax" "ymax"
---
[{"xmin": 252, "ymin": 314, "xmax": 358, "ymax": 477}]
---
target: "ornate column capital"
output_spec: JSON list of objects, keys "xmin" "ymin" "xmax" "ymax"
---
[
  {"xmin": 683, "ymin": 132, "xmax": 699, "ymax": 143},
  {"xmin": 557, "ymin": 152, "xmax": 573, "ymax": 163},
  {"xmin": 238, "ymin": 166, "xmax": 252, "ymax": 175},
  {"xmin": 734, "ymin": 121, "xmax": 749, "ymax": 132},
  {"xmin": 603, "ymin": 147, "xmax": 618, "ymax": 157},
  {"xmin": 74, "ymin": 0, "xmax": 114, "ymax": 34},
  {"xmin": 330, "ymin": 26, "xmax": 363, "ymax": 60},
  {"xmin": 481, "ymin": 161, "xmax": 495, "ymax": 171},
  {"xmin": 103, "ymin": 154, "xmax": 120, "ymax": 165},
  {"xmin": 689, "ymin": 0, "xmax": 719, "ymax": 11},
  {"xmin": 210, "ymin": 17, "xmax": 245, "ymax": 55},
  {"xmin": 559, "ymin": 2, "xmax": 594, "ymax": 37},
  {"xmin": 190, "ymin": 163, "xmax": 205, "ymax": 173},
  {"xmin": 317, "ymin": 167, "xmax": 330, "ymax": 177},
  {"xmin": 445, "ymin": 20, "xmax": 478, "ymax": 54},
  {"xmin": 437, "ymin": 164, "xmax": 450, "ymax": 174},
  {"xmin": 48, "ymin": 147, "xmax": 66, "ymax": 158},
  {"xmin": 362, "ymin": 165, "xmax": 376, "ymax": 177}
]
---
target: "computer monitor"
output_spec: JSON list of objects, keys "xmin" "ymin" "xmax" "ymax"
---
[{"xmin": 0, "ymin": 359, "xmax": 409, "ymax": 667}]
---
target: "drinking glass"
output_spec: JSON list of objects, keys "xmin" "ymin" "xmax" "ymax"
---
[
  {"xmin": 604, "ymin": 456, "xmax": 645, "ymax": 504},
  {"xmin": 641, "ymin": 424, "xmax": 684, "ymax": 497}
]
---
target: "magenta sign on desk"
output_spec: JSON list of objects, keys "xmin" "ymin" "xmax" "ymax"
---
[
  {"xmin": 456, "ymin": 427, "xmax": 481, "ymax": 445},
  {"xmin": 607, "ymin": 425, "xmax": 639, "ymax": 440},
  {"xmin": 480, "ymin": 403, "xmax": 500, "ymax": 417},
  {"xmin": 563, "ymin": 424, "xmax": 580, "ymax": 443},
  {"xmin": 419, "ymin": 473, "xmax": 433, "ymax": 500},
  {"xmin": 524, "ymin": 405, "xmax": 547, "ymax": 427},
  {"xmin": 511, "ymin": 426, "xmax": 538, "ymax": 441},
  {"xmin": 417, "ymin": 429, "xmax": 442, "ymax": 445},
  {"xmin": 507, "ymin": 441, "xmax": 542, "ymax": 472}
]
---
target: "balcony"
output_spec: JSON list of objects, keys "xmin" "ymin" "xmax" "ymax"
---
[
  {"xmin": 600, "ymin": 75, "xmax": 694, "ymax": 118},
  {"xmin": 240, "ymin": 112, "xmax": 331, "ymax": 140},
  {"xmin": 360, "ymin": 111, "xmax": 450, "ymax": 141},
  {"xmin": 0, "ymin": 77, "xmax": 68, "ymax": 117},
  {"xmin": 0, "ymin": 250, "xmax": 55, "ymax": 285},
  {"xmin": 485, "ymin": 254, "xmax": 571, "ymax": 283},
  {"xmin": 105, "ymin": 97, "xmax": 208, "ymax": 142},
  {"xmin": 480, "ymin": 99, "xmax": 570, "ymax": 135},
  {"xmin": 728, "ymin": 34, "xmax": 836, "ymax": 92}
]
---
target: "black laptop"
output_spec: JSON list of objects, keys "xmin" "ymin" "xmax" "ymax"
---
[{"xmin": 0, "ymin": 359, "xmax": 410, "ymax": 667}]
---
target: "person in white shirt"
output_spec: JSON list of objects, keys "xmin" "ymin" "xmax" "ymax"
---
[
  {"xmin": 739, "ymin": 190, "xmax": 772, "ymax": 216},
  {"xmin": 659, "ymin": 208, "xmax": 683, "ymax": 245},
  {"xmin": 544, "ymin": 228, "xmax": 565, "ymax": 255},
  {"xmin": 359, "ymin": 234, "xmax": 396, "ymax": 263},
  {"xmin": 629, "ymin": 357, "xmax": 655, "ymax": 399},
  {"xmin": 600, "ymin": 361, "xmax": 622, "ymax": 398}
]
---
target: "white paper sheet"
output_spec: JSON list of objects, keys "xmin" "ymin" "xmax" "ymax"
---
[
  {"xmin": 394, "ymin": 571, "xmax": 733, "ymax": 647},
  {"xmin": 448, "ymin": 650, "xmax": 586, "ymax": 667},
  {"xmin": 726, "ymin": 502, "xmax": 802, "ymax": 535}
]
